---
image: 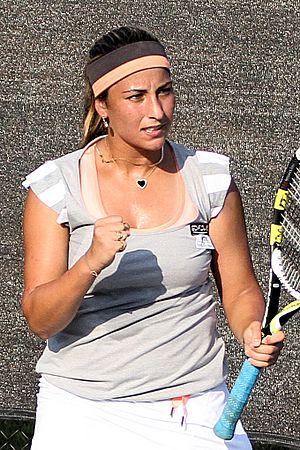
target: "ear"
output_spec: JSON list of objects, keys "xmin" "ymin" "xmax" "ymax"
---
[{"xmin": 95, "ymin": 98, "xmax": 108, "ymax": 119}]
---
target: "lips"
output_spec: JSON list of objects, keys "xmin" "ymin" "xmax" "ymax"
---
[{"xmin": 142, "ymin": 123, "xmax": 167, "ymax": 134}]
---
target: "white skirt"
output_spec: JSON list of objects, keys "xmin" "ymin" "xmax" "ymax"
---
[{"xmin": 31, "ymin": 377, "xmax": 252, "ymax": 450}]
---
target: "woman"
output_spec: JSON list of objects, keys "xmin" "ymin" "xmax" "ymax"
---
[{"xmin": 22, "ymin": 26, "xmax": 284, "ymax": 449}]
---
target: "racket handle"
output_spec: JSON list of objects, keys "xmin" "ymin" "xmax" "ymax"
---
[{"xmin": 213, "ymin": 360, "xmax": 262, "ymax": 440}]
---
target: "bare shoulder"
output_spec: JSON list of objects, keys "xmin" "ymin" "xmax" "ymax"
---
[{"xmin": 209, "ymin": 179, "xmax": 247, "ymax": 253}]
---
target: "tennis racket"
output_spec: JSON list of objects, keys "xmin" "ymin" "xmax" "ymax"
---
[{"xmin": 214, "ymin": 148, "xmax": 300, "ymax": 440}]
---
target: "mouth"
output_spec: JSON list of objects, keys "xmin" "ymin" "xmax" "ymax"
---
[{"xmin": 142, "ymin": 123, "xmax": 167, "ymax": 134}]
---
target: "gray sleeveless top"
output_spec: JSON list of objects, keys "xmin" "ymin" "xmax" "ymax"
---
[{"xmin": 23, "ymin": 140, "xmax": 232, "ymax": 401}]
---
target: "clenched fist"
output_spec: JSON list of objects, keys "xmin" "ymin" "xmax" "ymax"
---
[{"xmin": 84, "ymin": 215, "xmax": 130, "ymax": 274}]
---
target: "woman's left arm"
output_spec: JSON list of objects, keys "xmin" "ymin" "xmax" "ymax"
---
[{"xmin": 210, "ymin": 180, "xmax": 284, "ymax": 368}]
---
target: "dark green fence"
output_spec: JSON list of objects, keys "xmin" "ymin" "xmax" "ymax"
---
[
  {"xmin": 0, "ymin": 413, "xmax": 34, "ymax": 450},
  {"xmin": 0, "ymin": 416, "xmax": 297, "ymax": 450}
]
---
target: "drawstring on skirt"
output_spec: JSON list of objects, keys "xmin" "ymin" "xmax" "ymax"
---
[{"xmin": 170, "ymin": 396, "xmax": 190, "ymax": 428}]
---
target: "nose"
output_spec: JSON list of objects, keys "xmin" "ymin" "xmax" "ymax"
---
[{"xmin": 147, "ymin": 95, "xmax": 164, "ymax": 120}]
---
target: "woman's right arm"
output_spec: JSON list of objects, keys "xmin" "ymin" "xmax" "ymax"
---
[{"xmin": 22, "ymin": 190, "xmax": 129, "ymax": 340}]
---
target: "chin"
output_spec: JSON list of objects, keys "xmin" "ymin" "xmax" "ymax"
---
[
  {"xmin": 146, "ymin": 135, "xmax": 168, "ymax": 149},
  {"xmin": 145, "ymin": 142, "xmax": 166, "ymax": 153}
]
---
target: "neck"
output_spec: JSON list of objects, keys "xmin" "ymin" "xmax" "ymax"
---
[{"xmin": 104, "ymin": 138, "xmax": 165, "ymax": 169}]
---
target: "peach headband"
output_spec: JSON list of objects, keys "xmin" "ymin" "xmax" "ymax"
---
[{"xmin": 86, "ymin": 41, "xmax": 170, "ymax": 97}]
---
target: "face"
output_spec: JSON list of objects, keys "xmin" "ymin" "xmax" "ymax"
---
[{"xmin": 95, "ymin": 67, "xmax": 175, "ymax": 152}]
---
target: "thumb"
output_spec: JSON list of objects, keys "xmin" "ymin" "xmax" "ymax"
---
[{"xmin": 243, "ymin": 321, "xmax": 262, "ymax": 351}]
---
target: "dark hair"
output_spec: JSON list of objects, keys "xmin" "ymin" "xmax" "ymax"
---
[{"xmin": 81, "ymin": 27, "xmax": 160, "ymax": 148}]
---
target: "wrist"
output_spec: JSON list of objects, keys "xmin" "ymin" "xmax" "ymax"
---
[{"xmin": 83, "ymin": 253, "xmax": 101, "ymax": 278}]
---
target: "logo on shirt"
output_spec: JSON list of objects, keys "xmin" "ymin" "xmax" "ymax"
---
[
  {"xmin": 190, "ymin": 223, "xmax": 209, "ymax": 235},
  {"xmin": 190, "ymin": 223, "xmax": 215, "ymax": 250}
]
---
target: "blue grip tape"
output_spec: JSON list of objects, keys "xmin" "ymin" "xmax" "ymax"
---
[{"xmin": 214, "ymin": 360, "xmax": 262, "ymax": 440}]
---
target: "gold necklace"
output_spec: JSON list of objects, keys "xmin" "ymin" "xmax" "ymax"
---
[
  {"xmin": 95, "ymin": 141, "xmax": 165, "ymax": 189},
  {"xmin": 95, "ymin": 146, "xmax": 117, "ymax": 164},
  {"xmin": 115, "ymin": 149, "xmax": 164, "ymax": 167},
  {"xmin": 135, "ymin": 164, "xmax": 159, "ymax": 189}
]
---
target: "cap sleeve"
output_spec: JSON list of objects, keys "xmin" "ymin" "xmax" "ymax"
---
[
  {"xmin": 22, "ymin": 160, "xmax": 68, "ymax": 224},
  {"xmin": 195, "ymin": 151, "xmax": 231, "ymax": 219}
]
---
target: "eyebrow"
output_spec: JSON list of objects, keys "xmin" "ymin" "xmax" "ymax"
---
[{"xmin": 122, "ymin": 81, "xmax": 173, "ymax": 94}]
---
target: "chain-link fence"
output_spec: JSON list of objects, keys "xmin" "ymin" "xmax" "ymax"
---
[
  {"xmin": 0, "ymin": 412, "xmax": 34, "ymax": 450},
  {"xmin": 0, "ymin": 419, "xmax": 297, "ymax": 450}
]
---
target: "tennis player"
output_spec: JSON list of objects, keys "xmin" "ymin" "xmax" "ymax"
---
[{"xmin": 22, "ymin": 26, "xmax": 284, "ymax": 449}]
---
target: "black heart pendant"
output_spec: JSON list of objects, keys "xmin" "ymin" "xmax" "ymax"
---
[{"xmin": 136, "ymin": 179, "xmax": 147, "ymax": 189}]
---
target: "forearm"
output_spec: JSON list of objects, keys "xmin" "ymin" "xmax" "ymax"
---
[
  {"xmin": 22, "ymin": 255, "xmax": 97, "ymax": 340},
  {"xmin": 223, "ymin": 285, "xmax": 265, "ymax": 345},
  {"xmin": 223, "ymin": 285, "xmax": 285, "ymax": 368}
]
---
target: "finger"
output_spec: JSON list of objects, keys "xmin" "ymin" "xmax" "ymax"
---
[
  {"xmin": 248, "ymin": 341, "xmax": 283, "ymax": 366},
  {"xmin": 115, "ymin": 224, "xmax": 131, "ymax": 240},
  {"xmin": 114, "ymin": 227, "xmax": 131, "ymax": 241},
  {"xmin": 248, "ymin": 356, "xmax": 277, "ymax": 368},
  {"xmin": 243, "ymin": 321, "xmax": 262, "ymax": 350},
  {"xmin": 250, "ymin": 322, "xmax": 262, "ymax": 348},
  {"xmin": 118, "ymin": 240, "xmax": 127, "ymax": 252},
  {"xmin": 115, "ymin": 231, "xmax": 124, "ymax": 241},
  {"xmin": 246, "ymin": 343, "xmax": 283, "ymax": 359},
  {"xmin": 248, "ymin": 346, "xmax": 282, "ymax": 362},
  {"xmin": 123, "ymin": 222, "xmax": 130, "ymax": 231},
  {"xmin": 94, "ymin": 216, "xmax": 125, "ymax": 229},
  {"xmin": 94, "ymin": 221, "xmax": 129, "ymax": 235},
  {"xmin": 262, "ymin": 331, "xmax": 285, "ymax": 345}
]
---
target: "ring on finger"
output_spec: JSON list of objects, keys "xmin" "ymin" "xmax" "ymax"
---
[
  {"xmin": 116, "ymin": 231, "xmax": 123, "ymax": 241},
  {"xmin": 118, "ymin": 240, "xmax": 126, "ymax": 252},
  {"xmin": 123, "ymin": 222, "xmax": 130, "ymax": 231}
]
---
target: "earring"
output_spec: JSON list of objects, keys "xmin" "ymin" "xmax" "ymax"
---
[{"xmin": 102, "ymin": 117, "xmax": 109, "ymax": 129}]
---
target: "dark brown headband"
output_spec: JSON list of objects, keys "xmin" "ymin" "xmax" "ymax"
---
[{"xmin": 86, "ymin": 41, "xmax": 170, "ymax": 96}]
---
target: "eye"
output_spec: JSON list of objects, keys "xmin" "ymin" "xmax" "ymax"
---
[
  {"xmin": 158, "ymin": 86, "xmax": 173, "ymax": 96},
  {"xmin": 126, "ymin": 93, "xmax": 144, "ymax": 101}
]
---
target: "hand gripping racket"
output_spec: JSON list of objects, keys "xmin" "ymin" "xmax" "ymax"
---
[{"xmin": 214, "ymin": 149, "xmax": 300, "ymax": 440}]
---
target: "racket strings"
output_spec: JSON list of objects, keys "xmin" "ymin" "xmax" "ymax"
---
[
  {"xmin": 274, "ymin": 238, "xmax": 300, "ymax": 297},
  {"xmin": 280, "ymin": 166, "xmax": 300, "ymax": 295},
  {"xmin": 280, "ymin": 255, "xmax": 300, "ymax": 294},
  {"xmin": 289, "ymin": 168, "xmax": 300, "ymax": 206},
  {"xmin": 282, "ymin": 217, "xmax": 300, "ymax": 252}
]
